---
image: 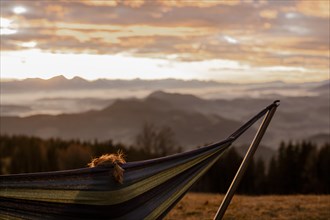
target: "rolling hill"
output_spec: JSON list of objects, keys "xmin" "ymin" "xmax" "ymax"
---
[{"xmin": 0, "ymin": 96, "xmax": 257, "ymax": 149}]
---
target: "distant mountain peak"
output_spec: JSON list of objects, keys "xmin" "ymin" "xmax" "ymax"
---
[
  {"xmin": 22, "ymin": 77, "xmax": 44, "ymax": 82},
  {"xmin": 48, "ymin": 75, "xmax": 68, "ymax": 81},
  {"xmin": 148, "ymin": 90, "xmax": 202, "ymax": 101},
  {"xmin": 148, "ymin": 90, "xmax": 168, "ymax": 98},
  {"xmin": 71, "ymin": 76, "xmax": 87, "ymax": 82}
]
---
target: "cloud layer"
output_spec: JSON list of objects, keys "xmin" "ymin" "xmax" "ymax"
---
[{"xmin": 1, "ymin": 0, "xmax": 329, "ymax": 82}]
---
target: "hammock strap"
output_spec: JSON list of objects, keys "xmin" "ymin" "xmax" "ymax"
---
[
  {"xmin": 203, "ymin": 100, "xmax": 280, "ymax": 150},
  {"xmin": 227, "ymin": 100, "xmax": 280, "ymax": 141}
]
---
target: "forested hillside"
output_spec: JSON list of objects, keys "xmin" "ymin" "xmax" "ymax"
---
[{"xmin": 1, "ymin": 135, "xmax": 329, "ymax": 194}]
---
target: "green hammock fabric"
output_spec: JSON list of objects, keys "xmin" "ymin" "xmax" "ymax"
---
[{"xmin": 0, "ymin": 102, "xmax": 277, "ymax": 220}]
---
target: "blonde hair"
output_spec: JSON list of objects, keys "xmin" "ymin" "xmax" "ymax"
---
[{"xmin": 88, "ymin": 151, "xmax": 126, "ymax": 184}]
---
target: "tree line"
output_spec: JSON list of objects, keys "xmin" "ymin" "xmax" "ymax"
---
[
  {"xmin": 0, "ymin": 134, "xmax": 329, "ymax": 194},
  {"xmin": 193, "ymin": 141, "xmax": 330, "ymax": 194}
]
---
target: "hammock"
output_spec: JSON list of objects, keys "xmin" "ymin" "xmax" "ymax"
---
[{"xmin": 0, "ymin": 101, "xmax": 279, "ymax": 220}]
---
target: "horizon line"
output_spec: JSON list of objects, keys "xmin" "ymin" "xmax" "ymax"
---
[{"xmin": 1, "ymin": 75, "xmax": 329, "ymax": 85}]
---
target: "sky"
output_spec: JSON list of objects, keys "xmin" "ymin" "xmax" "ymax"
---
[{"xmin": 0, "ymin": 0, "xmax": 329, "ymax": 83}]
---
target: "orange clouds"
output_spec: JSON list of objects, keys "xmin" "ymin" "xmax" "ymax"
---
[
  {"xmin": 159, "ymin": 0, "xmax": 241, "ymax": 8},
  {"xmin": 259, "ymin": 9, "xmax": 278, "ymax": 19},
  {"xmin": 78, "ymin": 0, "xmax": 119, "ymax": 7},
  {"xmin": 1, "ymin": 0, "xmax": 329, "ymax": 82},
  {"xmin": 79, "ymin": 0, "xmax": 241, "ymax": 8},
  {"xmin": 44, "ymin": 5, "xmax": 68, "ymax": 18},
  {"xmin": 296, "ymin": 1, "xmax": 330, "ymax": 18}
]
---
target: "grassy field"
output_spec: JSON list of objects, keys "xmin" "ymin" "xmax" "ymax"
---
[{"xmin": 165, "ymin": 193, "xmax": 330, "ymax": 220}]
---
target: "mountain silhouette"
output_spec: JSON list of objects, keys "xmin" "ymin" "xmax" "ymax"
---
[
  {"xmin": 0, "ymin": 96, "xmax": 256, "ymax": 149},
  {"xmin": 1, "ymin": 89, "xmax": 329, "ymax": 149}
]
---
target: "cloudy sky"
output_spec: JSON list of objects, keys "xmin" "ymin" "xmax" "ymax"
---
[{"xmin": 0, "ymin": 0, "xmax": 329, "ymax": 83}]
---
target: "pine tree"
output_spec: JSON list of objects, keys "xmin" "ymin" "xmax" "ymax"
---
[{"xmin": 316, "ymin": 143, "xmax": 330, "ymax": 193}]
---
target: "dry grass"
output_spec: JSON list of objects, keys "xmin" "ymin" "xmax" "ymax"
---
[{"xmin": 165, "ymin": 193, "xmax": 330, "ymax": 220}]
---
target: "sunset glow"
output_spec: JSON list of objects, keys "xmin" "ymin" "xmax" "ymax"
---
[{"xmin": 0, "ymin": 0, "xmax": 329, "ymax": 83}]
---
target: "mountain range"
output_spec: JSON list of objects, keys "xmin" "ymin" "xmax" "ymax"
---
[
  {"xmin": 1, "ymin": 90, "xmax": 329, "ymax": 148},
  {"xmin": 0, "ymin": 93, "xmax": 256, "ymax": 148},
  {"xmin": 1, "ymin": 76, "xmax": 329, "ymax": 158},
  {"xmin": 0, "ymin": 75, "xmax": 221, "ymax": 92},
  {"xmin": 1, "ymin": 76, "xmax": 328, "ymax": 117}
]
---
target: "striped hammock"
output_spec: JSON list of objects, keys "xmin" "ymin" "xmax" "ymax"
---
[{"xmin": 0, "ymin": 102, "xmax": 278, "ymax": 220}]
